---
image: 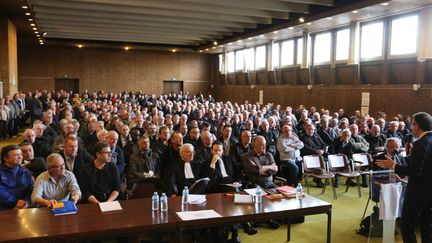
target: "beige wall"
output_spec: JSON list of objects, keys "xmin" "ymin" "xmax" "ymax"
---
[
  {"xmin": 18, "ymin": 45, "xmax": 212, "ymax": 95},
  {"xmin": 0, "ymin": 18, "xmax": 18, "ymax": 96}
]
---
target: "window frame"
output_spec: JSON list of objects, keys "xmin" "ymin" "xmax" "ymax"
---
[
  {"xmin": 360, "ymin": 20, "xmax": 385, "ymax": 61},
  {"xmin": 254, "ymin": 45, "xmax": 267, "ymax": 71},
  {"xmin": 313, "ymin": 31, "xmax": 333, "ymax": 65},
  {"xmin": 388, "ymin": 13, "xmax": 419, "ymax": 59},
  {"xmin": 334, "ymin": 27, "xmax": 351, "ymax": 64}
]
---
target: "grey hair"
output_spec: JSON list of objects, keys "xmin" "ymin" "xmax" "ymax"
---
[
  {"xmin": 179, "ymin": 143, "xmax": 194, "ymax": 154},
  {"xmin": 46, "ymin": 153, "xmax": 65, "ymax": 168}
]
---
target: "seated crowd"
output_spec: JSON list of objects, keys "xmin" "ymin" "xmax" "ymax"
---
[{"xmin": 0, "ymin": 89, "xmax": 413, "ymax": 242}]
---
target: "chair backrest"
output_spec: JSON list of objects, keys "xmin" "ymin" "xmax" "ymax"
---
[
  {"xmin": 303, "ymin": 155, "xmax": 324, "ymax": 170},
  {"xmin": 352, "ymin": 153, "xmax": 372, "ymax": 170},
  {"xmin": 328, "ymin": 154, "xmax": 349, "ymax": 172},
  {"xmin": 127, "ymin": 179, "xmax": 162, "ymax": 199}
]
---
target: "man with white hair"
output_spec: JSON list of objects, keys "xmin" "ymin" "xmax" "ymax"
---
[
  {"xmin": 165, "ymin": 143, "xmax": 205, "ymax": 196},
  {"xmin": 386, "ymin": 121, "xmax": 404, "ymax": 146},
  {"xmin": 31, "ymin": 153, "xmax": 81, "ymax": 207},
  {"xmin": 106, "ymin": 131, "xmax": 125, "ymax": 175},
  {"xmin": 22, "ymin": 128, "xmax": 51, "ymax": 159}
]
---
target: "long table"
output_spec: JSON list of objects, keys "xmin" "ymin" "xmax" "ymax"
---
[
  {"xmin": 0, "ymin": 199, "xmax": 178, "ymax": 242},
  {"xmin": 169, "ymin": 194, "xmax": 332, "ymax": 243},
  {"xmin": 0, "ymin": 194, "xmax": 331, "ymax": 242}
]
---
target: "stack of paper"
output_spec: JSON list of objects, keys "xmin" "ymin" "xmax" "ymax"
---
[
  {"xmin": 244, "ymin": 187, "xmax": 267, "ymax": 196},
  {"xmin": 187, "ymin": 194, "xmax": 206, "ymax": 204},
  {"xmin": 234, "ymin": 194, "xmax": 253, "ymax": 204},
  {"xmin": 99, "ymin": 201, "xmax": 123, "ymax": 212},
  {"xmin": 176, "ymin": 210, "xmax": 222, "ymax": 221}
]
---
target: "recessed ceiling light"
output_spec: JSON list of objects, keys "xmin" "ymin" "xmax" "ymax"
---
[
  {"xmin": 212, "ymin": 47, "xmax": 216, "ymax": 49},
  {"xmin": 352, "ymin": 10, "xmax": 359, "ymax": 14},
  {"xmin": 299, "ymin": 17, "xmax": 305, "ymax": 23},
  {"xmin": 22, "ymin": 6, "xmax": 28, "ymax": 9},
  {"xmin": 237, "ymin": 40, "xmax": 242, "ymax": 43},
  {"xmin": 39, "ymin": 42, "xmax": 44, "ymax": 45},
  {"xmin": 228, "ymin": 43, "xmax": 232, "ymax": 45},
  {"xmin": 25, "ymin": 12, "xmax": 31, "ymax": 16},
  {"xmin": 77, "ymin": 44, "xmax": 83, "ymax": 48},
  {"xmin": 34, "ymin": 31, "xmax": 39, "ymax": 34},
  {"xmin": 205, "ymin": 48, "xmax": 209, "ymax": 51},
  {"xmin": 273, "ymin": 31, "xmax": 278, "ymax": 34},
  {"xmin": 219, "ymin": 45, "xmax": 223, "ymax": 47},
  {"xmin": 199, "ymin": 50, "xmax": 203, "ymax": 53},
  {"xmin": 30, "ymin": 23, "xmax": 35, "ymax": 26},
  {"xmin": 326, "ymin": 17, "xmax": 333, "ymax": 20},
  {"xmin": 307, "ymin": 22, "xmax": 311, "ymax": 25},
  {"xmin": 28, "ymin": 18, "xmax": 33, "ymax": 21},
  {"xmin": 213, "ymin": 41, "xmax": 218, "ymax": 45},
  {"xmin": 36, "ymin": 34, "xmax": 40, "ymax": 37},
  {"xmin": 260, "ymin": 35, "xmax": 264, "ymax": 37},
  {"xmin": 248, "ymin": 37, "xmax": 252, "ymax": 40},
  {"xmin": 381, "ymin": 2, "xmax": 389, "ymax": 6},
  {"xmin": 124, "ymin": 46, "xmax": 130, "ymax": 51},
  {"xmin": 171, "ymin": 49, "xmax": 176, "ymax": 53},
  {"xmin": 32, "ymin": 27, "xmax": 37, "ymax": 30},
  {"xmin": 43, "ymin": 32, "xmax": 47, "ymax": 36},
  {"xmin": 289, "ymin": 27, "xmax": 294, "ymax": 30}
]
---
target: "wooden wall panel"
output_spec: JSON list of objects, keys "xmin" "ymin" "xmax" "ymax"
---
[
  {"xmin": 360, "ymin": 64, "xmax": 383, "ymax": 84},
  {"xmin": 18, "ymin": 46, "xmax": 211, "ymax": 95},
  {"xmin": 389, "ymin": 62, "xmax": 417, "ymax": 84},
  {"xmin": 314, "ymin": 66, "xmax": 331, "ymax": 85},
  {"xmin": 297, "ymin": 69, "xmax": 310, "ymax": 85},
  {"xmin": 423, "ymin": 60, "xmax": 432, "ymax": 84},
  {"xmin": 335, "ymin": 65, "xmax": 357, "ymax": 85},
  {"xmin": 281, "ymin": 68, "xmax": 296, "ymax": 85}
]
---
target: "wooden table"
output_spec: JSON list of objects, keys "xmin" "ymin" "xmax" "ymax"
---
[
  {"xmin": 0, "ymin": 194, "xmax": 331, "ymax": 242},
  {"xmin": 169, "ymin": 193, "xmax": 332, "ymax": 243},
  {"xmin": 0, "ymin": 199, "xmax": 178, "ymax": 242}
]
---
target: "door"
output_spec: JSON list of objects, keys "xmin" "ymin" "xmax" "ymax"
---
[
  {"xmin": 55, "ymin": 78, "xmax": 79, "ymax": 93},
  {"xmin": 163, "ymin": 80, "xmax": 183, "ymax": 94}
]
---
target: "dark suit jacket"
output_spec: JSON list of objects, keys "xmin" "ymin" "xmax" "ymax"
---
[
  {"xmin": 60, "ymin": 149, "xmax": 94, "ymax": 178},
  {"xmin": 167, "ymin": 161, "xmax": 203, "ymax": 196},
  {"xmin": 206, "ymin": 155, "xmax": 240, "ymax": 193},
  {"xmin": 395, "ymin": 133, "xmax": 432, "ymax": 207}
]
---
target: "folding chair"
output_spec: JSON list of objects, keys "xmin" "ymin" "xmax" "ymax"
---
[
  {"xmin": 328, "ymin": 154, "xmax": 361, "ymax": 198},
  {"xmin": 302, "ymin": 155, "xmax": 336, "ymax": 200}
]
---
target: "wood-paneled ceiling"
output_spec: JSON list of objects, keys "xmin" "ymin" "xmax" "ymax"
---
[{"xmin": 1, "ymin": 0, "xmax": 432, "ymax": 52}]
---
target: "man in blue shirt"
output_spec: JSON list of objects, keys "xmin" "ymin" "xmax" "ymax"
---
[{"xmin": 0, "ymin": 145, "xmax": 34, "ymax": 210}]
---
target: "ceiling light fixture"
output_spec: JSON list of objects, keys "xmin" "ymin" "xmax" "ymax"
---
[
  {"xmin": 205, "ymin": 48, "xmax": 209, "ymax": 51},
  {"xmin": 32, "ymin": 27, "xmax": 37, "ymax": 30},
  {"xmin": 307, "ymin": 22, "xmax": 311, "ymax": 25},
  {"xmin": 22, "ymin": 6, "xmax": 28, "ymax": 9},
  {"xmin": 228, "ymin": 43, "xmax": 232, "ymax": 45},
  {"xmin": 237, "ymin": 40, "xmax": 242, "ymax": 43},
  {"xmin": 171, "ymin": 49, "xmax": 176, "ymax": 53},
  {"xmin": 30, "ymin": 23, "xmax": 35, "ymax": 27},
  {"xmin": 352, "ymin": 10, "xmax": 359, "ymax": 14},
  {"xmin": 326, "ymin": 17, "xmax": 333, "ymax": 20},
  {"xmin": 36, "ymin": 34, "xmax": 40, "ymax": 37},
  {"xmin": 273, "ymin": 31, "xmax": 278, "ymax": 34},
  {"xmin": 124, "ymin": 46, "xmax": 130, "ymax": 51},
  {"xmin": 212, "ymin": 47, "xmax": 216, "ymax": 49},
  {"xmin": 381, "ymin": 2, "xmax": 389, "ymax": 6},
  {"xmin": 248, "ymin": 37, "xmax": 252, "ymax": 40},
  {"xmin": 34, "ymin": 31, "xmax": 39, "ymax": 34},
  {"xmin": 25, "ymin": 12, "xmax": 31, "ymax": 16},
  {"xmin": 213, "ymin": 41, "xmax": 218, "ymax": 45},
  {"xmin": 199, "ymin": 50, "xmax": 203, "ymax": 53},
  {"xmin": 28, "ymin": 18, "xmax": 33, "ymax": 21},
  {"xmin": 299, "ymin": 17, "xmax": 305, "ymax": 23},
  {"xmin": 219, "ymin": 45, "xmax": 223, "ymax": 48},
  {"xmin": 289, "ymin": 27, "xmax": 294, "ymax": 30},
  {"xmin": 77, "ymin": 44, "xmax": 83, "ymax": 48},
  {"xmin": 260, "ymin": 35, "xmax": 264, "ymax": 37}
]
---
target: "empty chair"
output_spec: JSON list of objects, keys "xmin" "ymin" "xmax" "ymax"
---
[
  {"xmin": 328, "ymin": 154, "xmax": 362, "ymax": 198},
  {"xmin": 126, "ymin": 178, "xmax": 163, "ymax": 199},
  {"xmin": 302, "ymin": 155, "xmax": 336, "ymax": 200}
]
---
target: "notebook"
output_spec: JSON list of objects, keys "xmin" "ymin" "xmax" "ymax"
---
[
  {"xmin": 99, "ymin": 201, "xmax": 123, "ymax": 212},
  {"xmin": 51, "ymin": 201, "xmax": 78, "ymax": 216}
]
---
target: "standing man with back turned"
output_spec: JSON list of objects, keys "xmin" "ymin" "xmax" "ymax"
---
[{"xmin": 376, "ymin": 112, "xmax": 432, "ymax": 243}]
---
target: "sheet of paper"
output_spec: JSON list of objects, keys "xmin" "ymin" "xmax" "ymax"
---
[
  {"xmin": 187, "ymin": 194, "xmax": 206, "ymax": 204},
  {"xmin": 361, "ymin": 92, "xmax": 370, "ymax": 106},
  {"xmin": 176, "ymin": 210, "xmax": 222, "ymax": 221},
  {"xmin": 234, "ymin": 194, "xmax": 253, "ymax": 204},
  {"xmin": 329, "ymin": 155, "xmax": 345, "ymax": 168},
  {"xmin": 244, "ymin": 187, "xmax": 267, "ymax": 196},
  {"xmin": 99, "ymin": 201, "xmax": 123, "ymax": 212}
]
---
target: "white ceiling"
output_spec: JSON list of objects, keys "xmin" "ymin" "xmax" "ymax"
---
[
  {"xmin": 28, "ymin": 0, "xmax": 432, "ymax": 51},
  {"xmin": 30, "ymin": 0, "xmax": 335, "ymax": 47}
]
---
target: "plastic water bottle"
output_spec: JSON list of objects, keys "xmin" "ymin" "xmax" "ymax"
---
[
  {"xmin": 296, "ymin": 183, "xmax": 303, "ymax": 201},
  {"xmin": 160, "ymin": 193, "xmax": 168, "ymax": 212},
  {"xmin": 182, "ymin": 186, "xmax": 189, "ymax": 205},
  {"xmin": 255, "ymin": 186, "xmax": 262, "ymax": 203},
  {"xmin": 151, "ymin": 192, "xmax": 159, "ymax": 211}
]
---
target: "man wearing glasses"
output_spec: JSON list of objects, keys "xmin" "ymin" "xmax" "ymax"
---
[
  {"xmin": 78, "ymin": 142, "xmax": 121, "ymax": 203},
  {"xmin": 31, "ymin": 153, "xmax": 81, "ymax": 207}
]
